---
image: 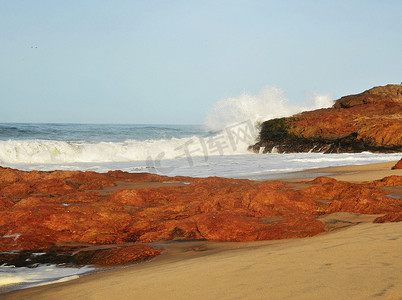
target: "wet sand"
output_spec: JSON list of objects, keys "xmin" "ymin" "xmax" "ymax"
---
[{"xmin": 3, "ymin": 160, "xmax": 402, "ymax": 300}]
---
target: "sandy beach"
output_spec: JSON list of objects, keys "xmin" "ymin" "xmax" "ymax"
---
[
  {"xmin": 3, "ymin": 161, "xmax": 402, "ymax": 300},
  {"xmin": 294, "ymin": 160, "xmax": 402, "ymax": 183}
]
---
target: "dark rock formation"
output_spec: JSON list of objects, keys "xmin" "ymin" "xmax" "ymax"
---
[{"xmin": 251, "ymin": 85, "xmax": 402, "ymax": 153}]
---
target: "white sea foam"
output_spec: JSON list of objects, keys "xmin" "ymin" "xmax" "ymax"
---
[
  {"xmin": 308, "ymin": 92, "xmax": 333, "ymax": 110},
  {"xmin": 204, "ymin": 87, "xmax": 334, "ymax": 131},
  {"xmin": 204, "ymin": 87, "xmax": 297, "ymax": 131},
  {"xmin": 154, "ymin": 152, "xmax": 402, "ymax": 179},
  {"xmin": 0, "ymin": 118, "xmax": 258, "ymax": 165},
  {"xmin": 3, "ymin": 152, "xmax": 400, "ymax": 180},
  {"xmin": 0, "ymin": 264, "xmax": 94, "ymax": 292},
  {"xmin": 0, "ymin": 134, "xmax": 252, "ymax": 165}
]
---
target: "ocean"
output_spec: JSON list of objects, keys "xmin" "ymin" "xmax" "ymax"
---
[
  {"xmin": 1, "ymin": 122, "xmax": 401, "ymax": 179},
  {"xmin": 1, "ymin": 122, "xmax": 401, "ymax": 292}
]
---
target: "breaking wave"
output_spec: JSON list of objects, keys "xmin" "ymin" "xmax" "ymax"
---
[
  {"xmin": 0, "ymin": 135, "xmax": 253, "ymax": 164},
  {"xmin": 204, "ymin": 87, "xmax": 333, "ymax": 131},
  {"xmin": 0, "ymin": 87, "xmax": 334, "ymax": 166}
]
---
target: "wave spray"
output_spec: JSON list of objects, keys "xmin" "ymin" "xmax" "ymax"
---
[{"xmin": 204, "ymin": 87, "xmax": 333, "ymax": 132}]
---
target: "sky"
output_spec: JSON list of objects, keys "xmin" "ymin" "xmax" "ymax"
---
[{"xmin": 1, "ymin": 0, "xmax": 401, "ymax": 124}]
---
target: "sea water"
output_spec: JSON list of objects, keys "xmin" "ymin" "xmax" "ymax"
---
[
  {"xmin": 0, "ymin": 122, "xmax": 401, "ymax": 292},
  {"xmin": 0, "ymin": 264, "xmax": 94, "ymax": 293},
  {"xmin": 0, "ymin": 122, "xmax": 400, "ymax": 177}
]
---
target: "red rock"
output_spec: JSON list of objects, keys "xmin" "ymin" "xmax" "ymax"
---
[
  {"xmin": 326, "ymin": 196, "xmax": 401, "ymax": 214},
  {"xmin": 109, "ymin": 188, "xmax": 146, "ymax": 206},
  {"xmin": 308, "ymin": 176, "xmax": 338, "ymax": 185},
  {"xmin": 137, "ymin": 219, "xmax": 201, "ymax": 242},
  {"xmin": 392, "ymin": 159, "xmax": 402, "ymax": 170},
  {"xmin": 333, "ymin": 84, "xmax": 402, "ymax": 108},
  {"xmin": 109, "ymin": 188, "xmax": 169, "ymax": 207},
  {"xmin": 255, "ymin": 85, "xmax": 402, "ymax": 152},
  {"xmin": 0, "ymin": 167, "xmax": 22, "ymax": 186},
  {"xmin": 374, "ymin": 211, "xmax": 402, "ymax": 223},
  {"xmin": 0, "ymin": 167, "xmax": 401, "ymax": 267},
  {"xmin": 0, "ymin": 197, "xmax": 14, "ymax": 210},
  {"xmin": 194, "ymin": 214, "xmax": 325, "ymax": 241},
  {"xmin": 245, "ymin": 186, "xmax": 324, "ymax": 217},
  {"xmin": 32, "ymin": 178, "xmax": 77, "ymax": 195},
  {"xmin": 57, "ymin": 191, "xmax": 101, "ymax": 204},
  {"xmin": 0, "ymin": 182, "xmax": 33, "ymax": 198},
  {"xmin": 373, "ymin": 175, "xmax": 402, "ymax": 186},
  {"xmin": 302, "ymin": 178, "xmax": 386, "ymax": 200},
  {"xmin": 194, "ymin": 214, "xmax": 269, "ymax": 242},
  {"xmin": 263, "ymin": 215, "xmax": 325, "ymax": 240},
  {"xmin": 72, "ymin": 244, "xmax": 162, "ymax": 265}
]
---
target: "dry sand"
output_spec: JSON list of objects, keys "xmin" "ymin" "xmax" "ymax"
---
[
  {"xmin": 290, "ymin": 160, "xmax": 402, "ymax": 183},
  {"xmin": 3, "ymin": 161, "xmax": 402, "ymax": 300}
]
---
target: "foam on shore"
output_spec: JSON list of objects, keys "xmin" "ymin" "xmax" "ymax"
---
[{"xmin": 0, "ymin": 265, "xmax": 94, "ymax": 293}]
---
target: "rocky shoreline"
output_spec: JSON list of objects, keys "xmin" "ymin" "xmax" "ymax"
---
[
  {"xmin": 0, "ymin": 164, "xmax": 401, "ymax": 269},
  {"xmin": 250, "ymin": 84, "xmax": 402, "ymax": 154}
]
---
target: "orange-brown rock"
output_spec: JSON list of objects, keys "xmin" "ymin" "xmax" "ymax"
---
[
  {"xmin": 326, "ymin": 196, "xmax": 402, "ymax": 215},
  {"xmin": 301, "ymin": 177, "xmax": 402, "ymax": 215},
  {"xmin": 72, "ymin": 244, "xmax": 163, "ymax": 265},
  {"xmin": 302, "ymin": 177, "xmax": 386, "ymax": 199},
  {"xmin": 0, "ymin": 196, "xmax": 14, "ymax": 210},
  {"xmin": 333, "ymin": 84, "xmax": 402, "ymax": 108},
  {"xmin": 374, "ymin": 211, "xmax": 402, "ymax": 223},
  {"xmin": 392, "ymin": 158, "xmax": 402, "ymax": 170},
  {"xmin": 372, "ymin": 175, "xmax": 402, "ymax": 186},
  {"xmin": 253, "ymin": 84, "xmax": 402, "ymax": 153},
  {"xmin": 193, "ymin": 214, "xmax": 324, "ymax": 241},
  {"xmin": 0, "ymin": 167, "xmax": 401, "ymax": 267}
]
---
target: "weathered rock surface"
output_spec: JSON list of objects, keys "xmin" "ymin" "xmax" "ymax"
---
[
  {"xmin": 0, "ymin": 244, "xmax": 162, "ymax": 267},
  {"xmin": 251, "ymin": 85, "xmax": 402, "ymax": 153},
  {"xmin": 72, "ymin": 244, "xmax": 163, "ymax": 266},
  {"xmin": 0, "ymin": 167, "xmax": 401, "ymax": 267},
  {"xmin": 373, "ymin": 175, "xmax": 402, "ymax": 186},
  {"xmin": 374, "ymin": 211, "xmax": 402, "ymax": 223},
  {"xmin": 392, "ymin": 158, "xmax": 402, "ymax": 170}
]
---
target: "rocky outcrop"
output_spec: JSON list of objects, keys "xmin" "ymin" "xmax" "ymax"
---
[
  {"xmin": 374, "ymin": 211, "xmax": 402, "ymax": 223},
  {"xmin": 333, "ymin": 84, "xmax": 402, "ymax": 108},
  {"xmin": 392, "ymin": 159, "xmax": 402, "ymax": 170},
  {"xmin": 251, "ymin": 85, "xmax": 402, "ymax": 153},
  {"xmin": 0, "ymin": 244, "xmax": 162, "ymax": 267},
  {"xmin": 0, "ymin": 167, "xmax": 401, "ymax": 267}
]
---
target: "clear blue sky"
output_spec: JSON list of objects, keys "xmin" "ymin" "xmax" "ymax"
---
[{"xmin": 1, "ymin": 0, "xmax": 401, "ymax": 124}]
